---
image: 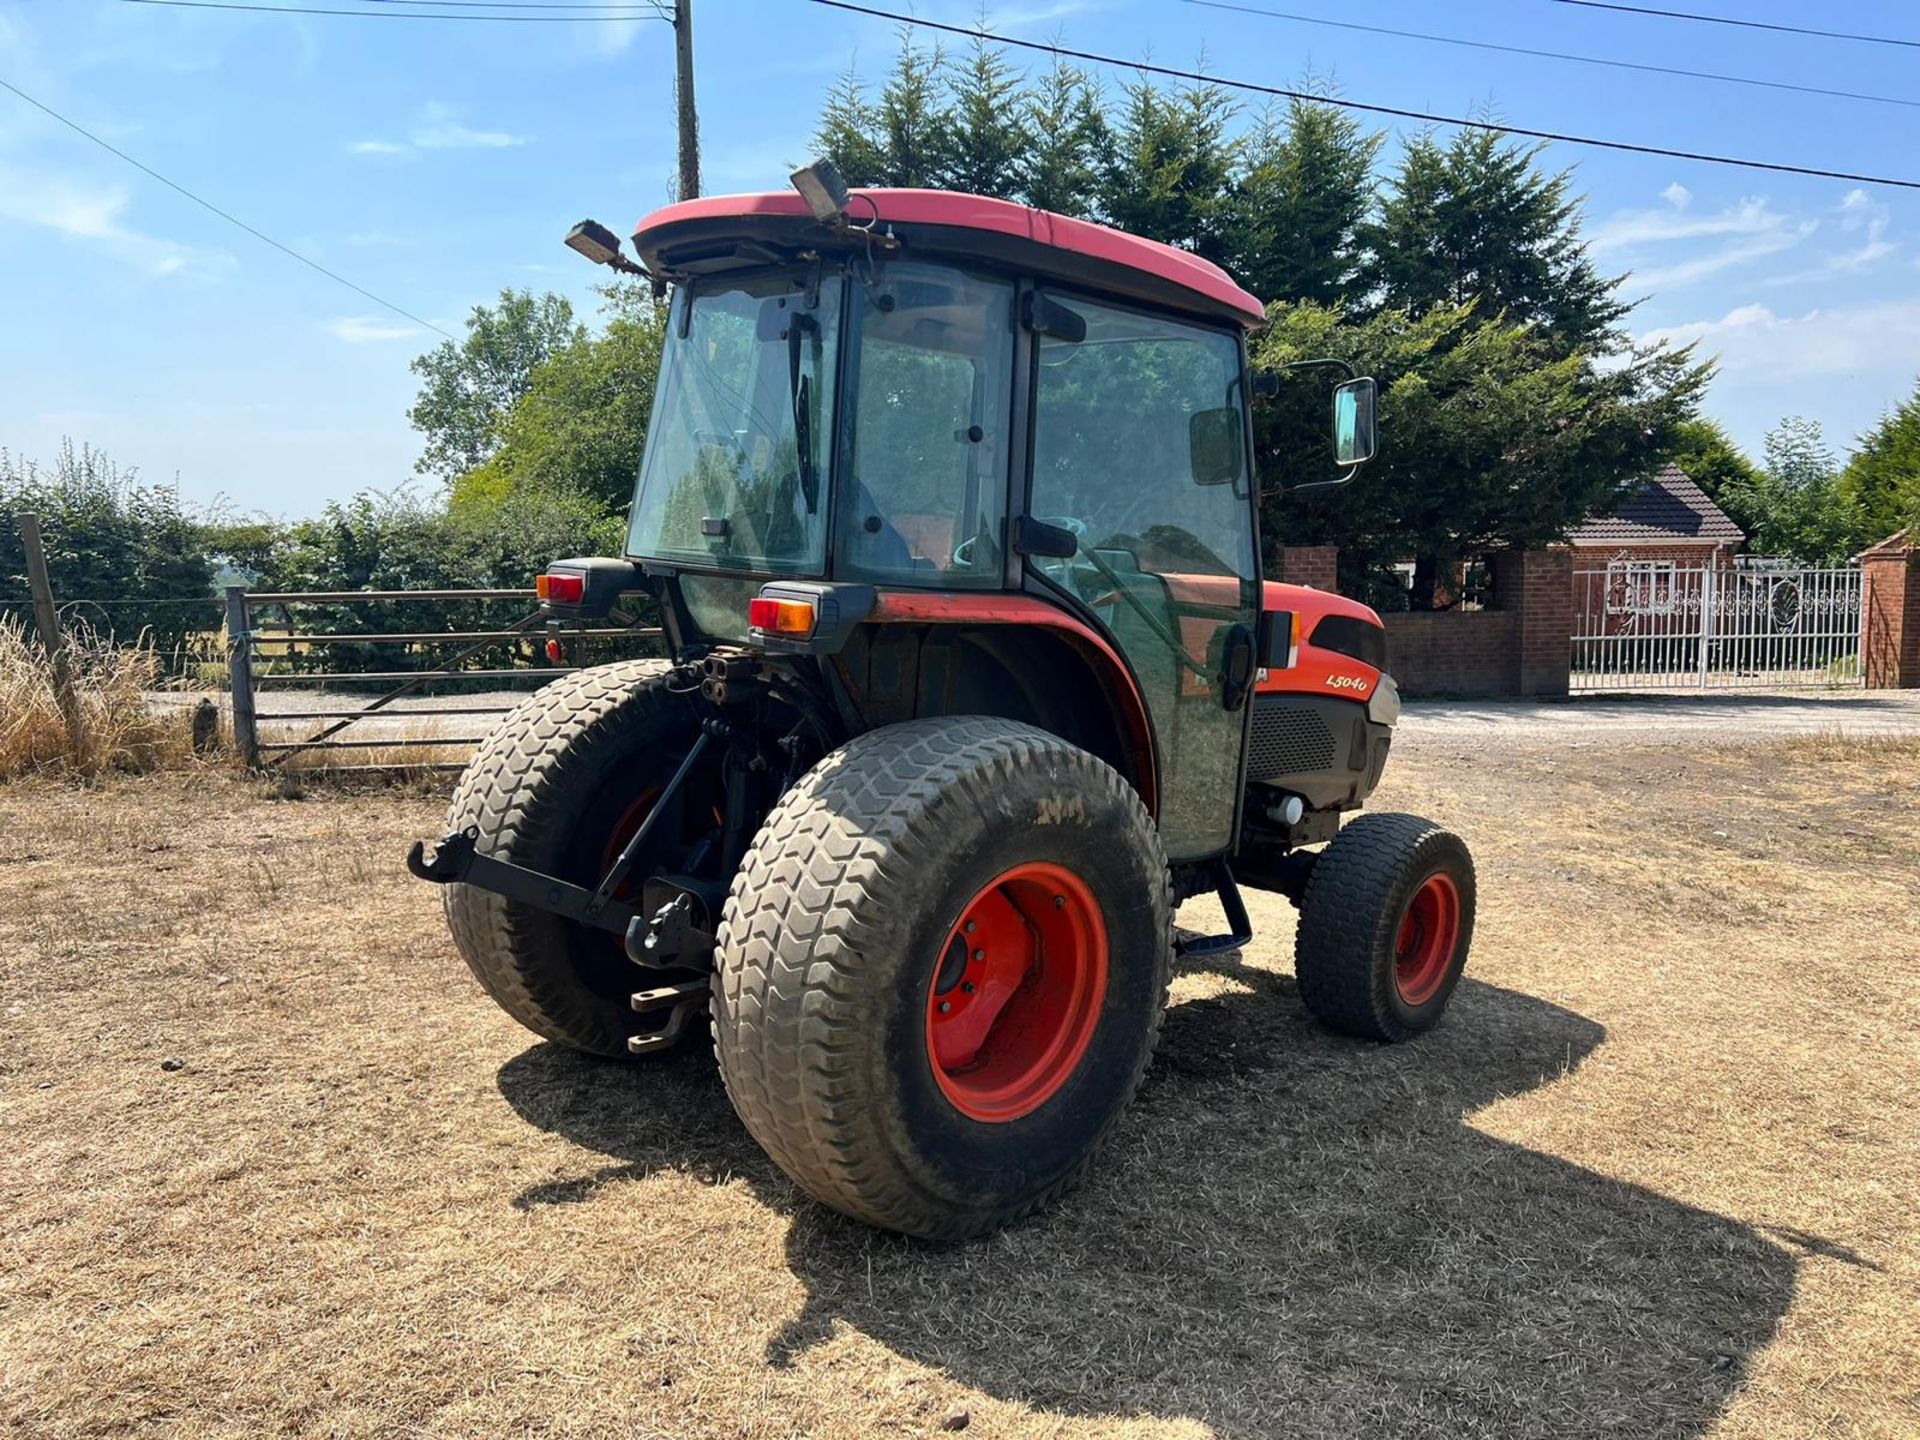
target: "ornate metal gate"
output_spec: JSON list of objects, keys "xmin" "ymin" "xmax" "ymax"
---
[{"xmin": 1571, "ymin": 559, "xmax": 1864, "ymax": 691}]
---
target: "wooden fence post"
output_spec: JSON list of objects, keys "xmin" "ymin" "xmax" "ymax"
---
[
  {"xmin": 224, "ymin": 585, "xmax": 260, "ymax": 766},
  {"xmin": 19, "ymin": 513, "xmax": 90, "ymax": 765}
]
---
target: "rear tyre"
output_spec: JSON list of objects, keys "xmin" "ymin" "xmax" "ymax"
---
[
  {"xmin": 1294, "ymin": 812, "xmax": 1475, "ymax": 1042},
  {"xmin": 442, "ymin": 660, "xmax": 714, "ymax": 1058},
  {"xmin": 711, "ymin": 717, "xmax": 1171, "ymax": 1239}
]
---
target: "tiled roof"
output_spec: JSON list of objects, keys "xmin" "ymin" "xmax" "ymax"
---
[
  {"xmin": 1569, "ymin": 463, "xmax": 1746, "ymax": 547},
  {"xmin": 1857, "ymin": 526, "xmax": 1912, "ymax": 559}
]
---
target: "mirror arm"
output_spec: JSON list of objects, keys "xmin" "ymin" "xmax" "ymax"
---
[
  {"xmin": 1252, "ymin": 356, "xmax": 1358, "ymax": 399},
  {"xmin": 1286, "ymin": 460, "xmax": 1367, "ymax": 496}
]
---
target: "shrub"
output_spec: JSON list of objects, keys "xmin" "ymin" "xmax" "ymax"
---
[
  {"xmin": 0, "ymin": 442, "xmax": 217, "ymax": 657},
  {"xmin": 0, "ymin": 615, "xmax": 192, "ymax": 778}
]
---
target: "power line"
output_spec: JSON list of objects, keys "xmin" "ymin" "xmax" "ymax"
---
[
  {"xmin": 356, "ymin": 1, "xmax": 668, "ymax": 9},
  {"xmin": 1186, "ymin": 0, "xmax": 1920, "ymax": 112},
  {"xmin": 1546, "ymin": 0, "xmax": 1920, "ymax": 51},
  {"xmin": 0, "ymin": 77, "xmax": 454, "ymax": 339},
  {"xmin": 116, "ymin": 0, "xmax": 663, "ymax": 19},
  {"xmin": 807, "ymin": 0, "xmax": 1920, "ymax": 191}
]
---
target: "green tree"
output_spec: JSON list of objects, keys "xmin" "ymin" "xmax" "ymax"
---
[
  {"xmin": 1225, "ymin": 96, "xmax": 1380, "ymax": 305},
  {"xmin": 454, "ymin": 284, "xmax": 666, "ymax": 514},
  {"xmin": 1662, "ymin": 417, "xmax": 1762, "ymax": 511},
  {"xmin": 1839, "ymin": 378, "xmax": 1920, "ymax": 544},
  {"xmin": 1718, "ymin": 418, "xmax": 1860, "ymax": 562},
  {"xmin": 1017, "ymin": 53, "xmax": 1108, "ymax": 216},
  {"xmin": 813, "ymin": 63, "xmax": 888, "ymax": 187},
  {"xmin": 1360, "ymin": 128, "xmax": 1625, "ymax": 354},
  {"xmin": 408, "ymin": 290, "xmax": 585, "ymax": 482},
  {"xmin": 939, "ymin": 29, "xmax": 1027, "ymax": 198},
  {"xmin": 250, "ymin": 486, "xmax": 624, "ymax": 674},
  {"xmin": 1255, "ymin": 303, "xmax": 1707, "ymax": 606},
  {"xmin": 0, "ymin": 440, "xmax": 214, "ymax": 656},
  {"xmin": 1098, "ymin": 74, "xmax": 1237, "ymax": 261},
  {"xmin": 873, "ymin": 28, "xmax": 954, "ymax": 188}
]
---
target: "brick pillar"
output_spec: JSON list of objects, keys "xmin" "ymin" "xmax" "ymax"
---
[
  {"xmin": 1278, "ymin": 545, "xmax": 1339, "ymax": 593},
  {"xmin": 1861, "ymin": 543, "xmax": 1920, "ymax": 688},
  {"xmin": 1492, "ymin": 547, "xmax": 1572, "ymax": 698}
]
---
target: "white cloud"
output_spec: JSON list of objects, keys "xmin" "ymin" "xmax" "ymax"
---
[
  {"xmin": 351, "ymin": 103, "xmax": 525, "ymax": 157},
  {"xmin": 326, "ymin": 315, "xmax": 421, "ymax": 344},
  {"xmin": 592, "ymin": 17, "xmax": 646, "ymax": 56},
  {"xmin": 1627, "ymin": 226, "xmax": 1813, "ymax": 289},
  {"xmin": 1639, "ymin": 297, "xmax": 1920, "ymax": 380},
  {"xmin": 1762, "ymin": 190, "xmax": 1897, "ymax": 286},
  {"xmin": 1588, "ymin": 195, "xmax": 1794, "ymax": 254},
  {"xmin": 1834, "ymin": 188, "xmax": 1894, "ymax": 268},
  {"xmin": 977, "ymin": 1, "xmax": 1095, "ymax": 27},
  {"xmin": 0, "ymin": 166, "xmax": 224, "ymax": 276},
  {"xmin": 1590, "ymin": 189, "xmax": 1820, "ymax": 293}
]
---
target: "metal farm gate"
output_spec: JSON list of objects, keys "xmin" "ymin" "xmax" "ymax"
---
[{"xmin": 1571, "ymin": 560, "xmax": 1864, "ymax": 692}]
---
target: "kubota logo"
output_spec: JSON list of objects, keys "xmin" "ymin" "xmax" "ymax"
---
[{"xmin": 1325, "ymin": 673, "xmax": 1370, "ymax": 692}]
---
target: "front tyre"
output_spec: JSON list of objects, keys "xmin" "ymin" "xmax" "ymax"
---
[
  {"xmin": 1294, "ymin": 812, "xmax": 1476, "ymax": 1042},
  {"xmin": 711, "ymin": 717, "xmax": 1171, "ymax": 1239}
]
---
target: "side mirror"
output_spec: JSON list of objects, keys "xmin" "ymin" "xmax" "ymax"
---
[
  {"xmin": 1190, "ymin": 406, "xmax": 1245, "ymax": 487},
  {"xmin": 1333, "ymin": 377, "xmax": 1378, "ymax": 467}
]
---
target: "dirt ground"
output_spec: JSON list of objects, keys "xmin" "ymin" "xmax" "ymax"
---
[{"xmin": 2, "ymin": 736, "xmax": 1916, "ymax": 1439}]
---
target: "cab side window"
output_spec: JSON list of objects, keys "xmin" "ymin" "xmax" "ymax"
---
[{"xmin": 837, "ymin": 265, "xmax": 1014, "ymax": 587}]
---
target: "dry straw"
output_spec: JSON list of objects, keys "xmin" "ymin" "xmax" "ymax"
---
[{"xmin": 0, "ymin": 614, "xmax": 192, "ymax": 778}]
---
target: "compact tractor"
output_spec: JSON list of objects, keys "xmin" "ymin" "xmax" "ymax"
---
[{"xmin": 410, "ymin": 165, "xmax": 1476, "ymax": 1239}]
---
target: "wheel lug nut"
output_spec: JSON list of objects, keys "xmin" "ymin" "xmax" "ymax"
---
[
  {"xmin": 1053, "ymin": 895, "xmax": 1065, "ymax": 908},
  {"xmin": 964, "ymin": 921, "xmax": 976, "ymax": 933},
  {"xmin": 937, "ymin": 1000, "xmax": 952, "ymax": 1013},
  {"xmin": 961, "ymin": 982, "xmax": 975, "ymax": 994},
  {"xmin": 972, "ymin": 949, "xmax": 984, "ymax": 962}
]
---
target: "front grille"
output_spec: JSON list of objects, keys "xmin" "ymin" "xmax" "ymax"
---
[{"xmin": 1248, "ymin": 701, "xmax": 1336, "ymax": 780}]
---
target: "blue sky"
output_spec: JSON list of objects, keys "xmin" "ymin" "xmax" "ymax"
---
[{"xmin": 3, "ymin": 0, "xmax": 1918, "ymax": 517}]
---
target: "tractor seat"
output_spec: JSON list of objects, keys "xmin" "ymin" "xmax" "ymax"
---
[{"xmin": 891, "ymin": 513, "xmax": 958, "ymax": 569}]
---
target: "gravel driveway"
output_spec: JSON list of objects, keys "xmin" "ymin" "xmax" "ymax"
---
[
  {"xmin": 1398, "ymin": 690, "xmax": 1920, "ymax": 753},
  {"xmin": 156, "ymin": 685, "xmax": 1920, "ymax": 755}
]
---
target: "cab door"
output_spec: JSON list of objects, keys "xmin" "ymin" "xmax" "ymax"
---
[{"xmin": 1023, "ymin": 294, "xmax": 1258, "ymax": 861}]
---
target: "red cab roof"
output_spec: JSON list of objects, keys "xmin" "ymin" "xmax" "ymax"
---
[{"xmin": 632, "ymin": 188, "xmax": 1267, "ymax": 329}]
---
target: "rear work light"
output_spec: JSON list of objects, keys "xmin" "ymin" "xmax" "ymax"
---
[
  {"xmin": 537, "ymin": 572, "xmax": 585, "ymax": 605},
  {"xmin": 748, "ymin": 596, "xmax": 817, "ymax": 636}
]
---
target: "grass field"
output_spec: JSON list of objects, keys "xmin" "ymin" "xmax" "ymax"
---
[{"xmin": 2, "ymin": 737, "xmax": 1915, "ymax": 1438}]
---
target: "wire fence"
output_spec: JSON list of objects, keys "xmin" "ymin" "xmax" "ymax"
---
[
  {"xmin": 226, "ymin": 586, "xmax": 664, "ymax": 770},
  {"xmin": 5, "ymin": 579, "xmax": 664, "ymax": 774}
]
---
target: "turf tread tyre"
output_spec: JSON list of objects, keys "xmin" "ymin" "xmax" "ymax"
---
[
  {"xmin": 711, "ymin": 716, "xmax": 1171, "ymax": 1239},
  {"xmin": 443, "ymin": 659, "xmax": 694, "ymax": 1057},
  {"xmin": 1294, "ymin": 811, "xmax": 1475, "ymax": 1042}
]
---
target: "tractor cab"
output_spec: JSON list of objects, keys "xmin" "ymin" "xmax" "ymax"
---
[
  {"xmin": 411, "ymin": 170, "xmax": 1474, "ymax": 1242},
  {"xmin": 561, "ymin": 173, "xmax": 1382, "ymax": 864}
]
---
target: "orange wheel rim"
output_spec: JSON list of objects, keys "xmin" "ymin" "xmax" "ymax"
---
[
  {"xmin": 1393, "ymin": 872, "xmax": 1461, "ymax": 1006},
  {"xmin": 926, "ymin": 862, "xmax": 1108, "ymax": 1124}
]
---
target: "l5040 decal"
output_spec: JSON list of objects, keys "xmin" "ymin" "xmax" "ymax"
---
[{"xmin": 1325, "ymin": 673, "xmax": 1370, "ymax": 692}]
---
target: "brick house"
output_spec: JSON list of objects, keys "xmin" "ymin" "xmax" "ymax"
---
[{"xmin": 1568, "ymin": 462, "xmax": 1746, "ymax": 571}]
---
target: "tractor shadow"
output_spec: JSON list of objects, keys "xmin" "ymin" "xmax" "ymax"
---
[{"xmin": 497, "ymin": 969, "xmax": 1797, "ymax": 1438}]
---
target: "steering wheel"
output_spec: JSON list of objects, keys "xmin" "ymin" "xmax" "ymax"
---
[{"xmin": 953, "ymin": 515, "xmax": 1087, "ymax": 569}]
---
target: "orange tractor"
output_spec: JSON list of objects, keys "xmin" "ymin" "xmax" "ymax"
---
[{"xmin": 410, "ymin": 165, "xmax": 1475, "ymax": 1238}]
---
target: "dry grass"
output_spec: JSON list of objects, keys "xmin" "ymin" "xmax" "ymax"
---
[
  {"xmin": 0, "ymin": 616, "xmax": 194, "ymax": 778},
  {"xmin": 1, "ymin": 739, "xmax": 1916, "ymax": 1439}
]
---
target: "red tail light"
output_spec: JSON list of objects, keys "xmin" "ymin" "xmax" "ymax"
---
[
  {"xmin": 748, "ymin": 596, "xmax": 816, "ymax": 635},
  {"xmin": 537, "ymin": 572, "xmax": 585, "ymax": 604}
]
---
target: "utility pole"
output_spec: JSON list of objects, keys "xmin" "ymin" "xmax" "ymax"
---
[{"xmin": 673, "ymin": 0, "xmax": 700, "ymax": 200}]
